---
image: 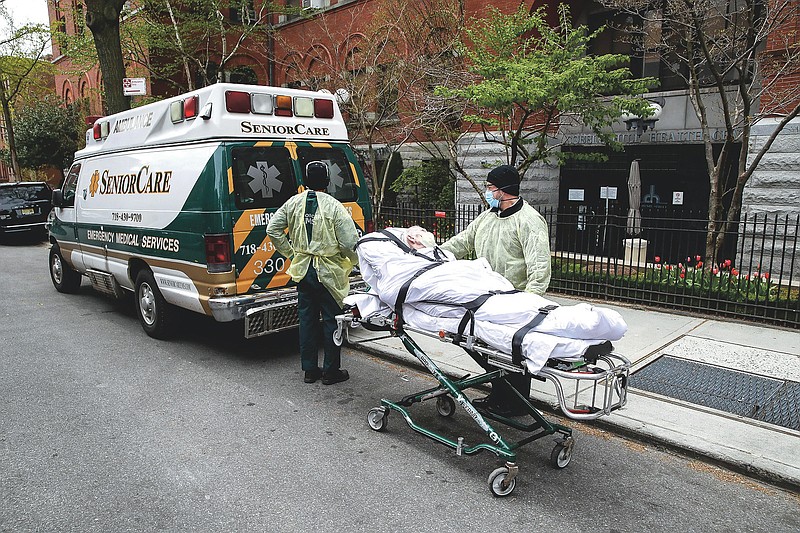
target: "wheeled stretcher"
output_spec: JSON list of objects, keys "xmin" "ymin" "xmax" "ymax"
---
[
  {"xmin": 334, "ymin": 305, "xmax": 630, "ymax": 497},
  {"xmin": 338, "ymin": 228, "xmax": 631, "ymax": 496}
]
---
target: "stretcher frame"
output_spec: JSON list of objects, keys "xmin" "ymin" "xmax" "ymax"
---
[{"xmin": 334, "ymin": 309, "xmax": 630, "ymax": 497}]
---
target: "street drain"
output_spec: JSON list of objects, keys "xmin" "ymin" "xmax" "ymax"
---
[{"xmin": 629, "ymin": 356, "xmax": 800, "ymax": 432}]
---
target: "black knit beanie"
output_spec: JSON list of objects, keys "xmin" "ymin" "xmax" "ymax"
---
[
  {"xmin": 305, "ymin": 161, "xmax": 330, "ymax": 190},
  {"xmin": 487, "ymin": 165, "xmax": 520, "ymax": 196}
]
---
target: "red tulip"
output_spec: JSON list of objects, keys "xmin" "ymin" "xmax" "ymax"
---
[
  {"xmin": 764, "ymin": 272, "xmax": 770, "ymax": 280},
  {"xmin": 695, "ymin": 255, "xmax": 702, "ymax": 262},
  {"xmin": 654, "ymin": 256, "xmax": 661, "ymax": 263},
  {"xmin": 712, "ymin": 267, "xmax": 719, "ymax": 275},
  {"xmin": 731, "ymin": 268, "xmax": 739, "ymax": 276}
]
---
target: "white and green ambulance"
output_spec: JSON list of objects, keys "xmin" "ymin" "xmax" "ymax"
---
[{"xmin": 48, "ymin": 83, "xmax": 373, "ymax": 339}]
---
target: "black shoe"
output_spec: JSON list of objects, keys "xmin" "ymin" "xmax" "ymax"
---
[
  {"xmin": 304, "ymin": 368, "xmax": 322, "ymax": 383},
  {"xmin": 472, "ymin": 396, "xmax": 527, "ymax": 417},
  {"xmin": 322, "ymin": 369, "xmax": 349, "ymax": 385},
  {"xmin": 471, "ymin": 396, "xmax": 495, "ymax": 410}
]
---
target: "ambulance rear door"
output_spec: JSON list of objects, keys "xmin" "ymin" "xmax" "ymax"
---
[{"xmin": 227, "ymin": 141, "xmax": 299, "ymax": 296}]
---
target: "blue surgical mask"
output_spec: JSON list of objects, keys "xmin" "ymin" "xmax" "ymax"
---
[{"xmin": 485, "ymin": 189, "xmax": 500, "ymax": 209}]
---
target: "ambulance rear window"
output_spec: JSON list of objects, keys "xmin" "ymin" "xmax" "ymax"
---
[
  {"xmin": 297, "ymin": 147, "xmax": 358, "ymax": 202},
  {"xmin": 231, "ymin": 146, "xmax": 297, "ymax": 209}
]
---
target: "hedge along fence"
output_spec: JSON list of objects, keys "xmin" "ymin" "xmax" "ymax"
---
[{"xmin": 377, "ymin": 205, "xmax": 800, "ymax": 328}]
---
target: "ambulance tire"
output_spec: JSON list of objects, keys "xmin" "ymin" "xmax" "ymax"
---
[
  {"xmin": 135, "ymin": 270, "xmax": 173, "ymax": 339},
  {"xmin": 49, "ymin": 246, "xmax": 82, "ymax": 294}
]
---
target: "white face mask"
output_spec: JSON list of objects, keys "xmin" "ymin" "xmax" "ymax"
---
[{"xmin": 484, "ymin": 189, "xmax": 500, "ymax": 209}]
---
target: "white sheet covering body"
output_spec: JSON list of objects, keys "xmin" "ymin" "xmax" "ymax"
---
[{"xmin": 350, "ymin": 229, "xmax": 627, "ymax": 373}]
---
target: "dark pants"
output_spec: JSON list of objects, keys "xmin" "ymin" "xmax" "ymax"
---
[
  {"xmin": 488, "ymin": 373, "xmax": 532, "ymax": 407},
  {"xmin": 471, "ymin": 353, "xmax": 531, "ymax": 408},
  {"xmin": 297, "ymin": 265, "xmax": 342, "ymax": 373}
]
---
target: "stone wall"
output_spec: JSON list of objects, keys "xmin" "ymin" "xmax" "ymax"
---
[
  {"xmin": 743, "ymin": 120, "xmax": 800, "ymax": 280},
  {"xmin": 746, "ymin": 120, "xmax": 800, "ymax": 213}
]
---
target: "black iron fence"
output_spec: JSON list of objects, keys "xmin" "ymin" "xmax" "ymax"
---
[{"xmin": 375, "ymin": 203, "xmax": 800, "ymax": 328}]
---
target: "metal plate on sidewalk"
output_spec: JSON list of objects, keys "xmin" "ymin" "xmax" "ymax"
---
[
  {"xmin": 630, "ymin": 356, "xmax": 799, "ymax": 431},
  {"xmin": 752, "ymin": 381, "xmax": 800, "ymax": 431}
]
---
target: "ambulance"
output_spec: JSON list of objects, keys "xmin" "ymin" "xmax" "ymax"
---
[{"xmin": 48, "ymin": 83, "xmax": 373, "ymax": 339}]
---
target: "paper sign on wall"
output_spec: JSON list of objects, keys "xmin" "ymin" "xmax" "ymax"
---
[
  {"xmin": 673, "ymin": 191, "xmax": 684, "ymax": 205},
  {"xmin": 568, "ymin": 189, "xmax": 585, "ymax": 201}
]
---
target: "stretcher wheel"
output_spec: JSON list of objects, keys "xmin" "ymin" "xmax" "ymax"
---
[
  {"xmin": 332, "ymin": 328, "xmax": 344, "ymax": 347},
  {"xmin": 367, "ymin": 407, "xmax": 388, "ymax": 431},
  {"xmin": 550, "ymin": 441, "xmax": 573, "ymax": 469},
  {"xmin": 436, "ymin": 396, "xmax": 456, "ymax": 417},
  {"xmin": 487, "ymin": 467, "xmax": 516, "ymax": 497}
]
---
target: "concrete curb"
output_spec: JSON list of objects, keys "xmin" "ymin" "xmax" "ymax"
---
[{"xmin": 346, "ymin": 330, "xmax": 800, "ymax": 492}]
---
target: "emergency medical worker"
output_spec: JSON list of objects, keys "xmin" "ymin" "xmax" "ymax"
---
[
  {"xmin": 267, "ymin": 161, "xmax": 359, "ymax": 385},
  {"xmin": 441, "ymin": 164, "xmax": 551, "ymax": 416}
]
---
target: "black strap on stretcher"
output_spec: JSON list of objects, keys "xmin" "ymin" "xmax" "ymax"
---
[
  {"xmin": 453, "ymin": 290, "xmax": 519, "ymax": 345},
  {"xmin": 394, "ymin": 262, "xmax": 443, "ymax": 327},
  {"xmin": 356, "ymin": 230, "xmax": 447, "ymax": 262},
  {"xmin": 510, "ymin": 304, "xmax": 559, "ymax": 364}
]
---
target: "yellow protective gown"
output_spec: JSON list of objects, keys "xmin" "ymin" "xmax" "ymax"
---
[
  {"xmin": 440, "ymin": 200, "xmax": 551, "ymax": 295},
  {"xmin": 266, "ymin": 190, "xmax": 359, "ymax": 305}
]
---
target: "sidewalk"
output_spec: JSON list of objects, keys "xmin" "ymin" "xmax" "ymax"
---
[{"xmin": 346, "ymin": 295, "xmax": 800, "ymax": 491}]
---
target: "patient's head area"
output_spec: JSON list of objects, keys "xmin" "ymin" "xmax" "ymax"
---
[{"xmin": 402, "ymin": 226, "xmax": 437, "ymax": 249}]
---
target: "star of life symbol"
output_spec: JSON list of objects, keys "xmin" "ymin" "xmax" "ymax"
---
[
  {"xmin": 247, "ymin": 162, "xmax": 282, "ymax": 198},
  {"xmin": 325, "ymin": 161, "xmax": 345, "ymax": 194}
]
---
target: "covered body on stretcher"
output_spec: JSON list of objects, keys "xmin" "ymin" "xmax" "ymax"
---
[{"xmin": 337, "ymin": 228, "xmax": 630, "ymax": 420}]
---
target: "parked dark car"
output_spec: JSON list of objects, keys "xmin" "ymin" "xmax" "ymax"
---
[{"xmin": 0, "ymin": 181, "xmax": 53, "ymax": 236}]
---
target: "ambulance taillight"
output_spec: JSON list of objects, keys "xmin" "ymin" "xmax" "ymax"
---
[
  {"xmin": 184, "ymin": 96, "xmax": 199, "ymax": 119},
  {"xmin": 225, "ymin": 91, "xmax": 251, "ymax": 113},
  {"xmin": 205, "ymin": 234, "xmax": 232, "ymax": 273},
  {"xmin": 314, "ymin": 99, "xmax": 334, "ymax": 118}
]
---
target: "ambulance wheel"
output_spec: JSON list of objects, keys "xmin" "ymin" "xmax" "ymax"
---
[
  {"xmin": 135, "ymin": 270, "xmax": 173, "ymax": 339},
  {"xmin": 367, "ymin": 407, "xmax": 388, "ymax": 432},
  {"xmin": 49, "ymin": 246, "xmax": 81, "ymax": 293},
  {"xmin": 488, "ymin": 467, "xmax": 516, "ymax": 497},
  {"xmin": 550, "ymin": 441, "xmax": 573, "ymax": 469},
  {"xmin": 436, "ymin": 396, "xmax": 456, "ymax": 417}
]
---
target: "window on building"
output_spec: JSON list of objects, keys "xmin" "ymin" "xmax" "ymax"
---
[
  {"xmin": 588, "ymin": 10, "xmax": 689, "ymax": 91},
  {"xmin": 230, "ymin": 0, "xmax": 257, "ymax": 24},
  {"xmin": 229, "ymin": 66, "xmax": 258, "ymax": 85},
  {"xmin": 376, "ymin": 65, "xmax": 399, "ymax": 122},
  {"xmin": 75, "ymin": 3, "xmax": 84, "ymax": 35},
  {"xmin": 54, "ymin": 0, "xmax": 67, "ymax": 35}
]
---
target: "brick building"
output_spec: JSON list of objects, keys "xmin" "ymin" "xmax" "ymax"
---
[{"xmin": 47, "ymin": 0, "xmax": 800, "ymax": 219}]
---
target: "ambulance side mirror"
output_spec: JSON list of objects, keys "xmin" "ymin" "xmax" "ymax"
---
[{"xmin": 52, "ymin": 189, "xmax": 64, "ymax": 208}]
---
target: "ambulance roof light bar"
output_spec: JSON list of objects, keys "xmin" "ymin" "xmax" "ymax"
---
[{"xmin": 223, "ymin": 89, "xmax": 335, "ymax": 119}]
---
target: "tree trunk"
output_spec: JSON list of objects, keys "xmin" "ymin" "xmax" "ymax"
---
[
  {"xmin": 165, "ymin": 0, "xmax": 193, "ymax": 91},
  {"xmin": 85, "ymin": 0, "xmax": 130, "ymax": 115},
  {"xmin": 0, "ymin": 79, "xmax": 21, "ymax": 180}
]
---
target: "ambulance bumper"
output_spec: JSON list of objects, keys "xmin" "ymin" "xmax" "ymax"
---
[{"xmin": 208, "ymin": 277, "xmax": 366, "ymax": 338}]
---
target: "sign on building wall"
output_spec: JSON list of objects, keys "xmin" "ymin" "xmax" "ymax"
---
[{"xmin": 123, "ymin": 78, "xmax": 147, "ymax": 96}]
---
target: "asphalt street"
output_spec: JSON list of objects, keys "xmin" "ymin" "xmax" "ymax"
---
[{"xmin": 1, "ymin": 235, "xmax": 799, "ymax": 532}]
